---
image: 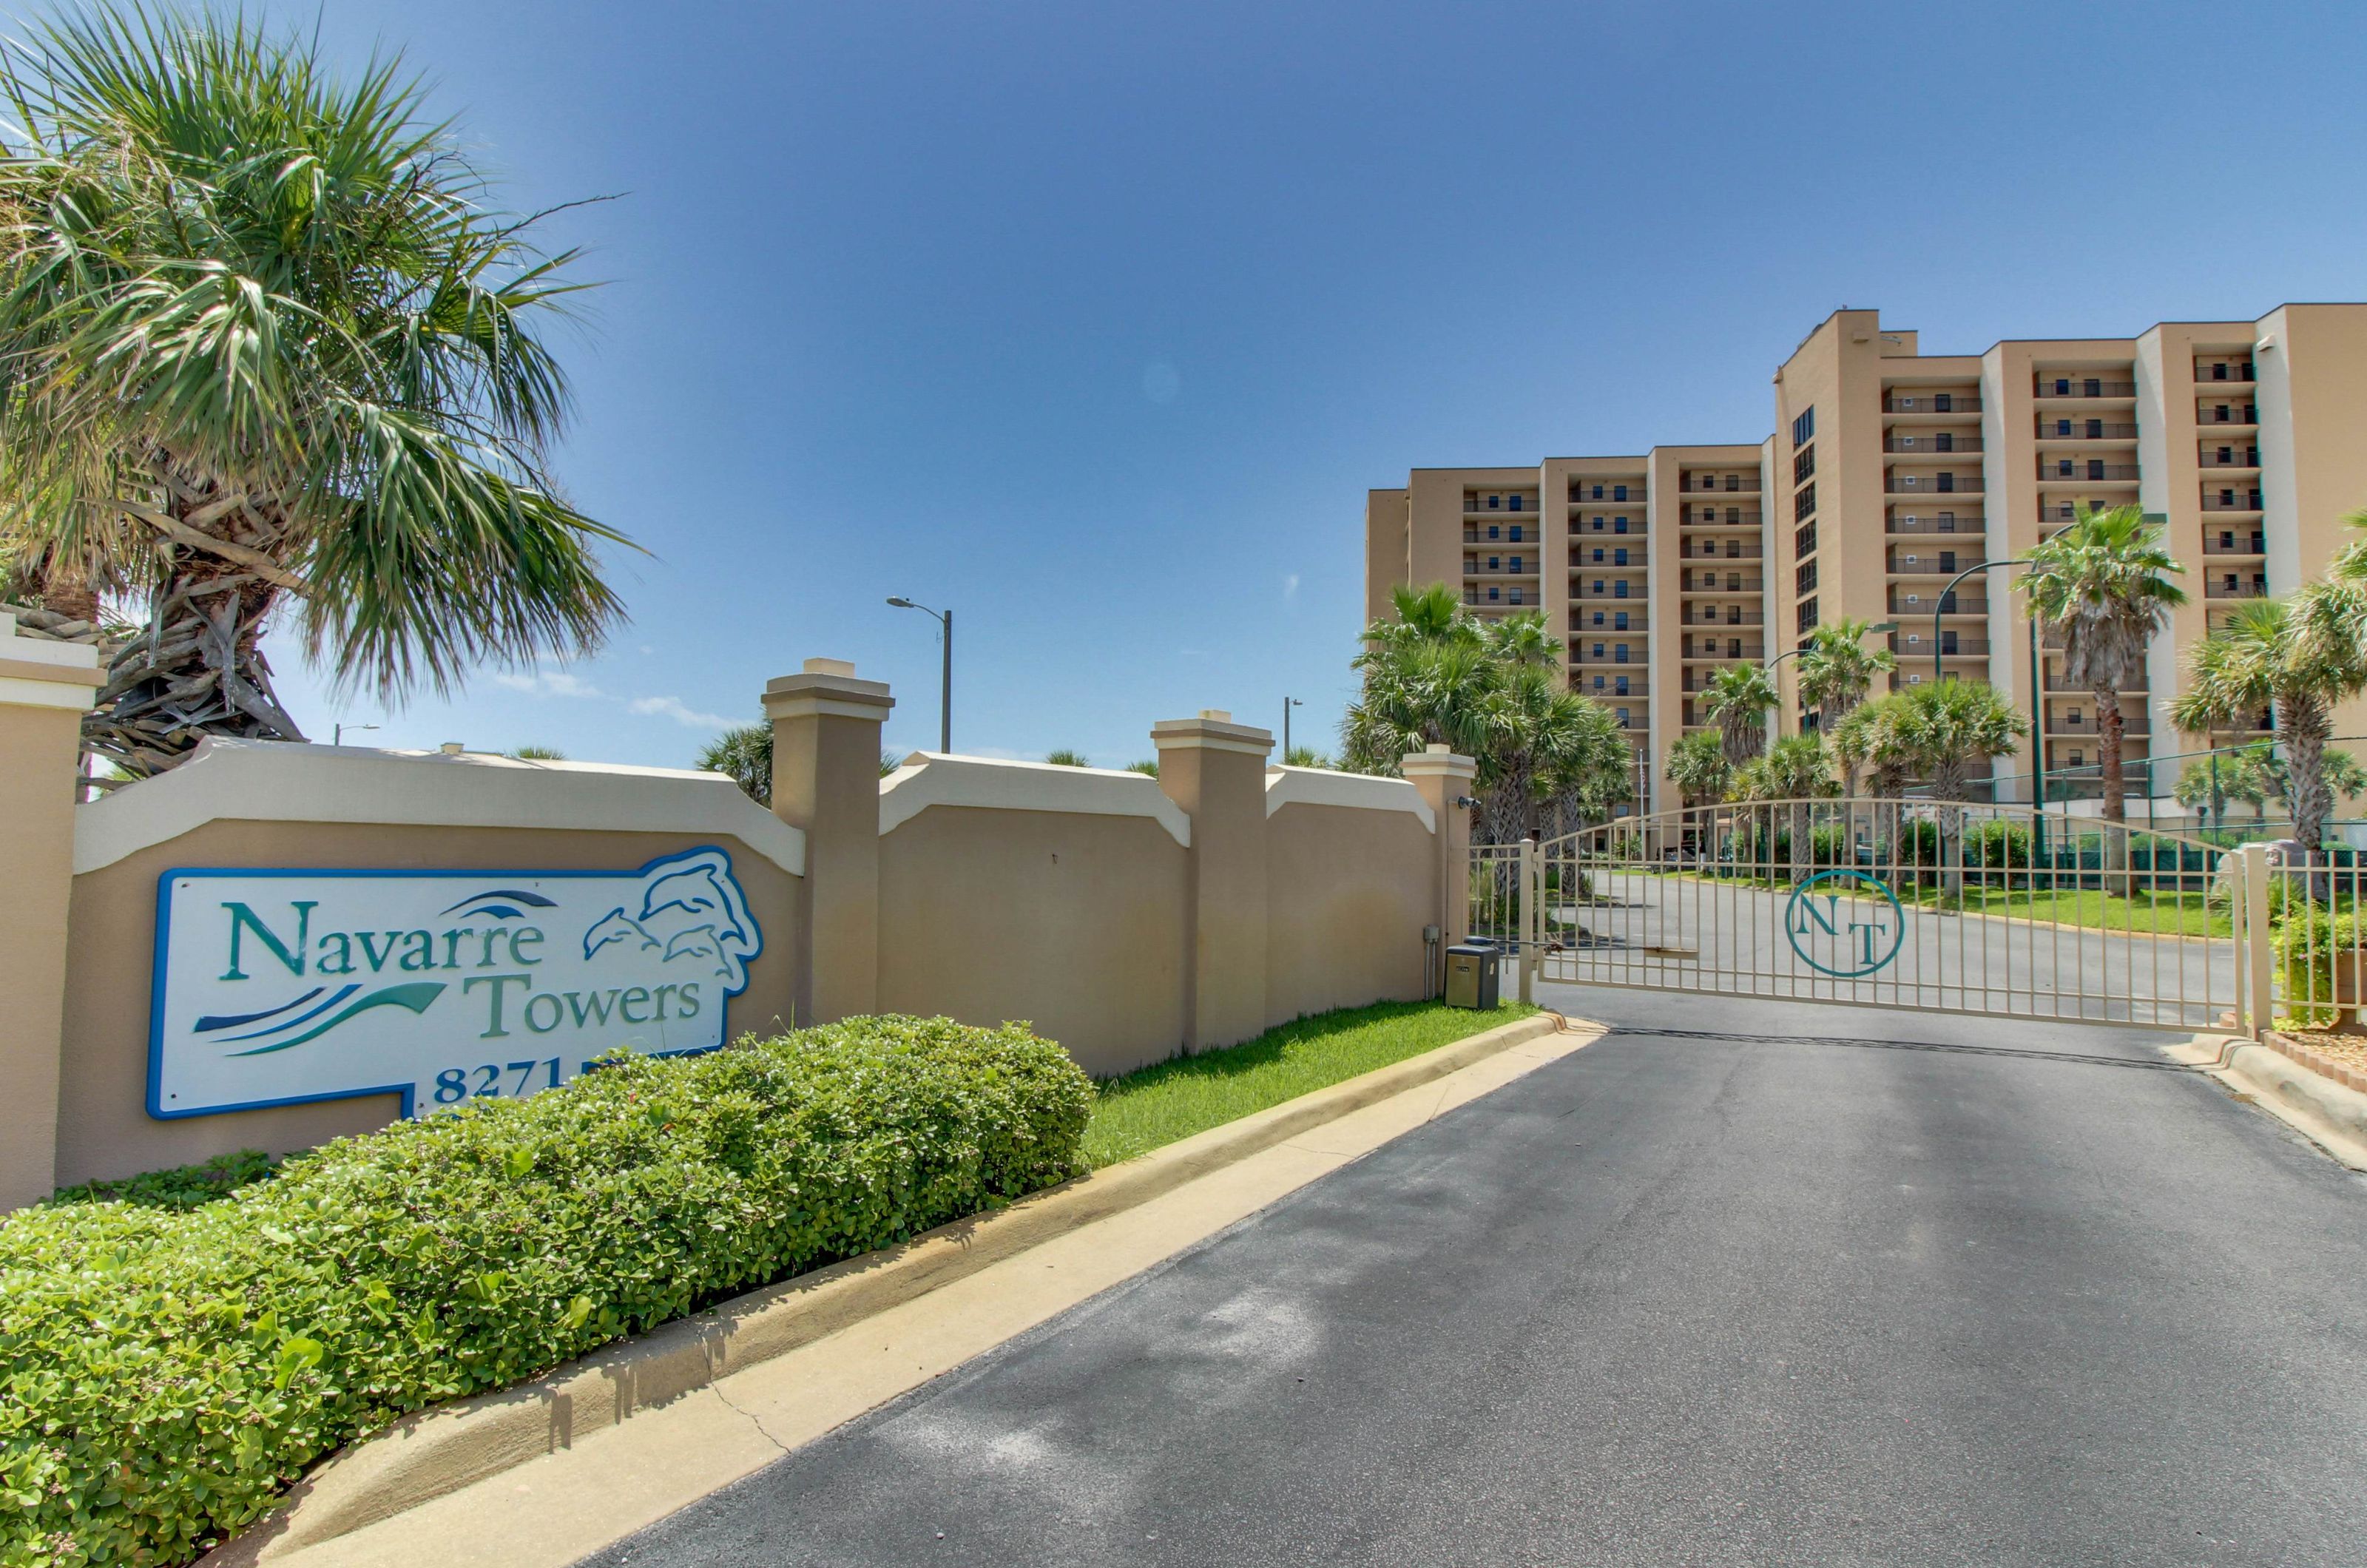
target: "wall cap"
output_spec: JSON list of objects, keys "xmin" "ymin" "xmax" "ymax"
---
[
  {"xmin": 1263, "ymin": 766, "xmax": 1435, "ymax": 831},
  {"xmin": 762, "ymin": 666, "xmax": 893, "ymax": 722},
  {"xmin": 0, "ymin": 617, "xmax": 104, "ymax": 710},
  {"xmin": 72, "ymin": 738, "xmax": 807, "ymax": 876},
  {"xmin": 1149, "ymin": 715, "xmax": 1274, "ymax": 756},
  {"xmin": 879, "ymin": 752, "xmax": 1191, "ymax": 847},
  {"xmin": 1399, "ymin": 749, "xmax": 1477, "ymax": 780}
]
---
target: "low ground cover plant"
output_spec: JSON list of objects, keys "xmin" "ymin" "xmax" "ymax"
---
[
  {"xmin": 49, "ymin": 1149, "xmax": 281, "ymax": 1212},
  {"xmin": 1083, "ymin": 999, "xmax": 1539, "ymax": 1167},
  {"xmin": 1, "ymin": 1017, "xmax": 1091, "ymax": 1568}
]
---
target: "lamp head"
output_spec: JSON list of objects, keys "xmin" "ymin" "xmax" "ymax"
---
[{"xmin": 886, "ymin": 596, "xmax": 914, "ymax": 609}]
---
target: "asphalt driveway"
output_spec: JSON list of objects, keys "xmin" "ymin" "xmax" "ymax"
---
[{"xmin": 583, "ymin": 990, "xmax": 2367, "ymax": 1567}]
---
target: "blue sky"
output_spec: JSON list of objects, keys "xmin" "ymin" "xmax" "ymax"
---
[{"xmin": 262, "ymin": 0, "xmax": 2367, "ymax": 768}]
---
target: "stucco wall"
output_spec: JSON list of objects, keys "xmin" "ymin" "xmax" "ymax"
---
[
  {"xmin": 1263, "ymin": 801, "xmax": 1436, "ymax": 1024},
  {"xmin": 57, "ymin": 817, "xmax": 800, "ymax": 1189},
  {"xmin": 877, "ymin": 803, "xmax": 1189, "ymax": 1076}
]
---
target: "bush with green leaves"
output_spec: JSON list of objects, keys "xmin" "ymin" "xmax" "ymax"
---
[
  {"xmin": 2271, "ymin": 906, "xmax": 2367, "ymax": 1027},
  {"xmin": 49, "ymin": 1149, "xmax": 280, "ymax": 1211},
  {"xmin": 1, "ymin": 1017, "xmax": 1092, "ymax": 1567}
]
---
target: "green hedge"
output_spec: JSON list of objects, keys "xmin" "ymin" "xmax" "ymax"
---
[{"xmin": 1, "ymin": 1016, "xmax": 1092, "ymax": 1567}]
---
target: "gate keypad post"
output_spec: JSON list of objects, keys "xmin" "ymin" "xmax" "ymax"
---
[{"xmin": 1402, "ymin": 744, "xmax": 1478, "ymax": 952}]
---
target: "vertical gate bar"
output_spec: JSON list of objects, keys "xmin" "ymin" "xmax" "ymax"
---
[{"xmin": 1517, "ymin": 837, "xmax": 1536, "ymax": 1006}]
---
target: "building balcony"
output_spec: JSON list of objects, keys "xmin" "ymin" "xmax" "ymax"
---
[
  {"xmin": 2201, "ymin": 533, "xmax": 2266, "ymax": 556},
  {"xmin": 2034, "ymin": 376, "xmax": 2137, "ymax": 399},
  {"xmin": 1883, "ymin": 433, "xmax": 1983, "ymax": 454},
  {"xmin": 1882, "ymin": 392, "xmax": 1981, "ymax": 414},
  {"xmin": 1682, "ymin": 575, "xmax": 1763, "ymax": 593},
  {"xmin": 1462, "ymin": 590, "xmax": 1541, "ymax": 607},
  {"xmin": 2200, "ymin": 491, "xmax": 2264, "ymax": 513},
  {"xmin": 1464, "ymin": 504, "xmax": 1539, "ymax": 518},
  {"xmin": 2047, "ymin": 714, "xmax": 2153, "ymax": 737},
  {"xmin": 1681, "ymin": 507, "xmax": 1762, "ymax": 527},
  {"xmin": 1678, "ymin": 608, "xmax": 1758, "ymax": 626},
  {"xmin": 1678, "ymin": 544, "xmax": 1762, "ymax": 561},
  {"xmin": 1886, "ymin": 551, "xmax": 1985, "ymax": 575},
  {"xmin": 1891, "ymin": 635, "xmax": 1992, "ymax": 658},
  {"xmin": 1887, "ymin": 670, "xmax": 1990, "ymax": 692},
  {"xmin": 1884, "ymin": 474, "xmax": 1982, "ymax": 494},
  {"xmin": 2039, "ymin": 462, "xmax": 2141, "ymax": 483},
  {"xmin": 1572, "ymin": 589, "xmax": 1647, "ymax": 605},
  {"xmin": 2205, "ymin": 579, "xmax": 2269, "ymax": 601},
  {"xmin": 1886, "ymin": 513, "xmax": 1985, "ymax": 535},
  {"xmin": 1572, "ymin": 609, "xmax": 1650, "ymax": 630},
  {"xmin": 2035, "ymin": 419, "xmax": 2138, "ymax": 441},
  {"xmin": 2193, "ymin": 358, "xmax": 2256, "ymax": 384},
  {"xmin": 1462, "ymin": 563, "xmax": 1540, "ymax": 576},
  {"xmin": 1889, "ymin": 592, "xmax": 1989, "ymax": 616},
  {"xmin": 1576, "ymin": 680, "xmax": 1651, "ymax": 700},
  {"xmin": 2196, "ymin": 404, "xmax": 2258, "ymax": 426},
  {"xmin": 1678, "ymin": 476, "xmax": 1760, "ymax": 493},
  {"xmin": 1462, "ymin": 528, "xmax": 1542, "ymax": 544},
  {"xmin": 2197, "ymin": 450, "xmax": 2260, "ymax": 470},
  {"xmin": 1570, "ymin": 489, "xmax": 1647, "ymax": 507}
]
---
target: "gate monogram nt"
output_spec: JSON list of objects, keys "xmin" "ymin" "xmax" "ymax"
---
[{"xmin": 1470, "ymin": 800, "xmax": 2280, "ymax": 1034}]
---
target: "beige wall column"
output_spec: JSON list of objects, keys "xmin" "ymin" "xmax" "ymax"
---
[
  {"xmin": 1153, "ymin": 710, "xmax": 1272, "ymax": 1052},
  {"xmin": 1402, "ymin": 744, "xmax": 1477, "ymax": 947},
  {"xmin": 1, "ymin": 615, "xmax": 101, "ymax": 1209},
  {"xmin": 764, "ymin": 658, "xmax": 893, "ymax": 1025}
]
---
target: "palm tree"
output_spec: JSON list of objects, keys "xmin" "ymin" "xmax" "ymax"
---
[
  {"xmin": 2019, "ymin": 504, "xmax": 2187, "ymax": 830},
  {"xmin": 1282, "ymin": 745, "xmax": 1334, "ymax": 768},
  {"xmin": 1044, "ymin": 748, "xmax": 1090, "ymax": 767},
  {"xmin": 1826, "ymin": 702, "xmax": 1880, "ymax": 798},
  {"xmin": 1665, "ymin": 729, "xmax": 1732, "ymax": 808},
  {"xmin": 0, "ymin": 7, "xmax": 631, "ymax": 780},
  {"xmin": 1883, "ymin": 680, "xmax": 2027, "ymax": 900},
  {"xmin": 697, "ymin": 722, "xmax": 771, "ymax": 807},
  {"xmin": 1699, "ymin": 663, "xmax": 1777, "ymax": 768},
  {"xmin": 1729, "ymin": 733, "xmax": 1834, "ymax": 879},
  {"xmin": 2168, "ymin": 593, "xmax": 2367, "ymax": 859},
  {"xmin": 1794, "ymin": 619, "xmax": 1897, "ymax": 727}
]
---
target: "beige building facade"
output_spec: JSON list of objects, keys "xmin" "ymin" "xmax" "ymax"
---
[{"xmin": 1365, "ymin": 302, "xmax": 2367, "ymax": 809}]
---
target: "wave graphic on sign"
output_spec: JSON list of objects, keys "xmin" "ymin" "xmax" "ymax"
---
[
  {"xmin": 223, "ymin": 983, "xmax": 448, "ymax": 1055},
  {"xmin": 580, "ymin": 850, "xmax": 758, "ymax": 987}
]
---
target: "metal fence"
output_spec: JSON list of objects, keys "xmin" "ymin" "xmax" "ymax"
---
[{"xmin": 1478, "ymin": 800, "xmax": 2247, "ymax": 1032}]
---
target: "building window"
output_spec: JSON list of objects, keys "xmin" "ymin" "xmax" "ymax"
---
[
  {"xmin": 2087, "ymin": 460, "xmax": 2104, "ymax": 481},
  {"xmin": 1592, "ymin": 547, "xmax": 1604, "ymax": 563},
  {"xmin": 1488, "ymin": 586, "xmax": 1500, "ymax": 601},
  {"xmin": 1616, "ymin": 709, "xmax": 1631, "ymax": 726},
  {"xmin": 1508, "ymin": 587, "xmax": 1522, "ymax": 604},
  {"xmin": 1937, "ymin": 472, "xmax": 1956, "ymax": 493},
  {"xmin": 1509, "ymin": 556, "xmax": 1523, "ymax": 572},
  {"xmin": 1615, "ymin": 646, "xmax": 1630, "ymax": 664},
  {"xmin": 1591, "ymin": 516, "xmax": 1604, "ymax": 531},
  {"xmin": 1794, "ymin": 521, "xmax": 1817, "ymax": 559},
  {"xmin": 1794, "ymin": 482, "xmax": 1816, "ymax": 521},
  {"xmin": 1615, "ymin": 676, "xmax": 1630, "ymax": 695},
  {"xmin": 1593, "ymin": 643, "xmax": 1605, "ymax": 658},
  {"xmin": 1614, "ymin": 612, "xmax": 1630, "ymax": 629},
  {"xmin": 1793, "ymin": 445, "xmax": 1815, "ymax": 484},
  {"xmin": 1591, "ymin": 612, "xmax": 1604, "ymax": 627},
  {"xmin": 1792, "ymin": 406, "xmax": 1815, "ymax": 446},
  {"xmin": 1509, "ymin": 496, "xmax": 1523, "ymax": 511},
  {"xmin": 1487, "ymin": 495, "xmax": 1500, "ymax": 509},
  {"xmin": 1934, "ymin": 393, "xmax": 1954, "ymax": 413},
  {"xmin": 1796, "ymin": 561, "xmax": 1818, "ymax": 594},
  {"xmin": 1488, "ymin": 525, "xmax": 1501, "ymax": 540},
  {"xmin": 1797, "ymin": 596, "xmax": 1819, "ymax": 632},
  {"xmin": 1615, "ymin": 516, "xmax": 1630, "ymax": 533},
  {"xmin": 1613, "ymin": 582, "xmax": 1630, "ymax": 599},
  {"xmin": 1509, "ymin": 524, "xmax": 1523, "ymax": 541},
  {"xmin": 1613, "ymin": 484, "xmax": 1630, "ymax": 501},
  {"xmin": 1592, "ymin": 484, "xmax": 1604, "ymax": 499},
  {"xmin": 1614, "ymin": 548, "xmax": 1629, "ymax": 566},
  {"xmin": 1488, "ymin": 556, "xmax": 1500, "ymax": 570}
]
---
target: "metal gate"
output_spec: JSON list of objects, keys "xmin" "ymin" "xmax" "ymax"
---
[{"xmin": 1471, "ymin": 799, "xmax": 2268, "ymax": 1033}]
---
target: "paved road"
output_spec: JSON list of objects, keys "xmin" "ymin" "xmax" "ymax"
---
[
  {"xmin": 585, "ymin": 990, "xmax": 2367, "ymax": 1567},
  {"xmin": 1545, "ymin": 873, "xmax": 2238, "ymax": 1029}
]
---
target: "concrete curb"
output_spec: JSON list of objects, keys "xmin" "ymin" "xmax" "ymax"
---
[
  {"xmin": 217, "ymin": 1010, "xmax": 1569, "ymax": 1563},
  {"xmin": 2171, "ymin": 1032, "xmax": 2367, "ymax": 1172}
]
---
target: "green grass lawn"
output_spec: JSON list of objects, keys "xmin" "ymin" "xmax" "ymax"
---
[{"xmin": 1081, "ymin": 999, "xmax": 1541, "ymax": 1168}]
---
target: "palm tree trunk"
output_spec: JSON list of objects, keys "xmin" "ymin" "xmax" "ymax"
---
[
  {"xmin": 2284, "ymin": 698, "xmax": 2333, "ymax": 860},
  {"xmin": 81, "ymin": 469, "xmax": 307, "ymax": 781},
  {"xmin": 2095, "ymin": 684, "xmax": 2127, "ymax": 824}
]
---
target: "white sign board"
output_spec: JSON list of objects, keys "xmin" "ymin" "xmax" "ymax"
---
[{"xmin": 149, "ymin": 847, "xmax": 762, "ymax": 1118}]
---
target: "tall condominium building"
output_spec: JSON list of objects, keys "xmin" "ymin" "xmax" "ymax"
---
[{"xmin": 1363, "ymin": 303, "xmax": 2367, "ymax": 811}]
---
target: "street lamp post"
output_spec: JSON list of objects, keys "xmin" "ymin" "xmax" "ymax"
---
[
  {"xmin": 332, "ymin": 722, "xmax": 378, "ymax": 746},
  {"xmin": 1283, "ymin": 696, "xmax": 1303, "ymax": 760},
  {"xmin": 885, "ymin": 598, "xmax": 952, "ymax": 754}
]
